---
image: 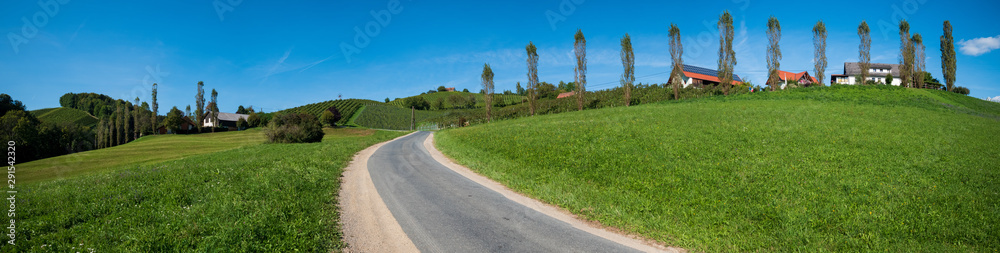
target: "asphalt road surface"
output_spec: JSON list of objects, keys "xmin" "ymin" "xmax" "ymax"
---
[{"xmin": 367, "ymin": 131, "xmax": 643, "ymax": 253}]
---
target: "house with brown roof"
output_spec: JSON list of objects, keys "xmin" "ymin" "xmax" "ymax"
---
[
  {"xmin": 203, "ymin": 112, "xmax": 250, "ymax": 130},
  {"xmin": 667, "ymin": 64, "xmax": 744, "ymax": 88},
  {"xmin": 769, "ymin": 70, "xmax": 819, "ymax": 87}
]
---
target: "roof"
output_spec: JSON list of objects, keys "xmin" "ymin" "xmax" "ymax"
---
[
  {"xmin": 207, "ymin": 112, "xmax": 250, "ymax": 122},
  {"xmin": 681, "ymin": 64, "xmax": 743, "ymax": 84},
  {"xmin": 776, "ymin": 70, "xmax": 818, "ymax": 83},
  {"xmin": 556, "ymin": 92, "xmax": 576, "ymax": 98},
  {"xmin": 844, "ymin": 62, "xmax": 900, "ymax": 77}
]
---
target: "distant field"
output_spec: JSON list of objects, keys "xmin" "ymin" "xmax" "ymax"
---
[
  {"xmin": 15, "ymin": 128, "xmax": 407, "ymax": 252},
  {"xmin": 387, "ymin": 91, "xmax": 525, "ymax": 109},
  {"xmin": 30, "ymin": 107, "xmax": 100, "ymax": 127},
  {"xmin": 19, "ymin": 129, "xmax": 266, "ymax": 183},
  {"xmin": 435, "ymin": 86, "xmax": 1000, "ymax": 252},
  {"xmin": 353, "ymin": 103, "xmax": 443, "ymax": 130}
]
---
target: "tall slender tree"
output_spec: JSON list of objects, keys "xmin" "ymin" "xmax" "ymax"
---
[
  {"xmin": 574, "ymin": 29, "xmax": 587, "ymax": 111},
  {"xmin": 526, "ymin": 42, "xmax": 539, "ymax": 116},
  {"xmin": 940, "ymin": 20, "xmax": 957, "ymax": 92},
  {"xmin": 620, "ymin": 33, "xmax": 634, "ymax": 107},
  {"xmin": 858, "ymin": 21, "xmax": 871, "ymax": 85},
  {"xmin": 912, "ymin": 33, "xmax": 926, "ymax": 89},
  {"xmin": 134, "ymin": 97, "xmax": 141, "ymax": 139},
  {"xmin": 669, "ymin": 24, "xmax": 683, "ymax": 100},
  {"xmin": 481, "ymin": 63, "xmax": 495, "ymax": 122},
  {"xmin": 766, "ymin": 16, "xmax": 782, "ymax": 91},
  {"xmin": 717, "ymin": 10, "xmax": 736, "ymax": 95},
  {"xmin": 195, "ymin": 81, "xmax": 205, "ymax": 132},
  {"xmin": 813, "ymin": 21, "xmax": 827, "ymax": 86},
  {"xmin": 115, "ymin": 104, "xmax": 123, "ymax": 145},
  {"xmin": 186, "ymin": 105, "xmax": 191, "ymax": 118},
  {"xmin": 899, "ymin": 20, "xmax": 914, "ymax": 87},
  {"xmin": 151, "ymin": 83, "xmax": 158, "ymax": 134},
  {"xmin": 210, "ymin": 89, "xmax": 219, "ymax": 132}
]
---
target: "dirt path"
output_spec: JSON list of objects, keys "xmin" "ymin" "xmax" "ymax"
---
[{"xmin": 338, "ymin": 133, "xmax": 418, "ymax": 253}]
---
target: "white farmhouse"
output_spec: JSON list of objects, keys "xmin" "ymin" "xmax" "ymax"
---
[{"xmin": 830, "ymin": 62, "xmax": 903, "ymax": 86}]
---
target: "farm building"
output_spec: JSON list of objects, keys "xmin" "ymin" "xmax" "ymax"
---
[
  {"xmin": 202, "ymin": 112, "xmax": 250, "ymax": 130},
  {"xmin": 831, "ymin": 62, "xmax": 902, "ymax": 85},
  {"xmin": 667, "ymin": 64, "xmax": 744, "ymax": 88},
  {"xmin": 768, "ymin": 70, "xmax": 819, "ymax": 87},
  {"xmin": 156, "ymin": 116, "xmax": 198, "ymax": 134}
]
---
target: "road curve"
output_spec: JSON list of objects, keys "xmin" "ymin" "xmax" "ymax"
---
[{"xmin": 367, "ymin": 131, "xmax": 646, "ymax": 252}]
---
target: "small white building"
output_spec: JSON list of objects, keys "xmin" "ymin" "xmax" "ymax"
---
[
  {"xmin": 831, "ymin": 62, "xmax": 903, "ymax": 86},
  {"xmin": 203, "ymin": 112, "xmax": 250, "ymax": 130}
]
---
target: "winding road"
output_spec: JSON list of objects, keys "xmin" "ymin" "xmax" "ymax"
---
[{"xmin": 365, "ymin": 131, "xmax": 651, "ymax": 252}]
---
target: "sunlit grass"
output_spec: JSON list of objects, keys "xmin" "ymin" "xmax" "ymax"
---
[{"xmin": 435, "ymin": 86, "xmax": 999, "ymax": 252}]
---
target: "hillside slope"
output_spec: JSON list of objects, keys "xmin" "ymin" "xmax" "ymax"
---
[
  {"xmin": 435, "ymin": 86, "xmax": 1000, "ymax": 252},
  {"xmin": 388, "ymin": 91, "xmax": 525, "ymax": 109},
  {"xmin": 31, "ymin": 107, "xmax": 100, "ymax": 127}
]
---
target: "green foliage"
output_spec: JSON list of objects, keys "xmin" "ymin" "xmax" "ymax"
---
[
  {"xmin": 404, "ymin": 96, "xmax": 431, "ymax": 110},
  {"xmin": 30, "ymin": 107, "xmax": 99, "ymax": 128},
  {"xmin": 353, "ymin": 104, "xmax": 442, "ymax": 130},
  {"xmin": 274, "ymin": 98, "xmax": 375, "ymax": 126},
  {"xmin": 952, "ymin": 86, "xmax": 970, "ymax": 95},
  {"xmin": 163, "ymin": 107, "xmax": 185, "ymax": 133},
  {"xmin": 387, "ymin": 92, "xmax": 525, "ymax": 110},
  {"xmin": 1, "ymin": 93, "xmax": 27, "ymax": 116},
  {"xmin": 236, "ymin": 117, "xmax": 247, "ymax": 130},
  {"xmin": 14, "ymin": 128, "xmax": 405, "ymax": 251},
  {"xmin": 265, "ymin": 113, "xmax": 324, "ymax": 143},
  {"xmin": 320, "ymin": 110, "xmax": 336, "ymax": 127},
  {"xmin": 247, "ymin": 111, "xmax": 261, "ymax": 128},
  {"xmin": 437, "ymin": 86, "xmax": 448, "ymax": 92},
  {"xmin": 435, "ymin": 85, "xmax": 1000, "ymax": 252},
  {"xmin": 886, "ymin": 73, "xmax": 894, "ymax": 85}
]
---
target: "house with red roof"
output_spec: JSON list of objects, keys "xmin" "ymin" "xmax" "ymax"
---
[
  {"xmin": 769, "ymin": 70, "xmax": 819, "ymax": 87},
  {"xmin": 556, "ymin": 91, "xmax": 576, "ymax": 99},
  {"xmin": 667, "ymin": 64, "xmax": 744, "ymax": 88}
]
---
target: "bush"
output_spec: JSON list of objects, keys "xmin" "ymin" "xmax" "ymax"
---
[
  {"xmin": 236, "ymin": 117, "xmax": 247, "ymax": 130},
  {"xmin": 952, "ymin": 86, "xmax": 970, "ymax": 95},
  {"xmin": 264, "ymin": 113, "xmax": 324, "ymax": 143},
  {"xmin": 437, "ymin": 86, "xmax": 448, "ymax": 92},
  {"xmin": 247, "ymin": 112, "xmax": 261, "ymax": 127},
  {"xmin": 320, "ymin": 106, "xmax": 342, "ymax": 127}
]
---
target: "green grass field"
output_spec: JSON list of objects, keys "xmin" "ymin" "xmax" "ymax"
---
[
  {"xmin": 30, "ymin": 107, "xmax": 100, "ymax": 128},
  {"xmin": 13, "ymin": 128, "xmax": 407, "ymax": 252},
  {"xmin": 435, "ymin": 86, "xmax": 999, "ymax": 252}
]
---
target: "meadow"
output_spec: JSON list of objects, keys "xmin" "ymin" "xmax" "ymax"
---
[
  {"xmin": 12, "ymin": 128, "xmax": 406, "ymax": 252},
  {"xmin": 434, "ymin": 85, "xmax": 999, "ymax": 252}
]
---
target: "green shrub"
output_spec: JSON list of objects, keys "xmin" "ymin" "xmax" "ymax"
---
[
  {"xmin": 264, "ymin": 113, "xmax": 324, "ymax": 143},
  {"xmin": 953, "ymin": 86, "xmax": 970, "ymax": 95}
]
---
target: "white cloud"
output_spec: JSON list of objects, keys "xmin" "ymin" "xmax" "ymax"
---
[
  {"xmin": 958, "ymin": 35, "xmax": 1000, "ymax": 56},
  {"xmin": 986, "ymin": 96, "xmax": 1000, "ymax": 103}
]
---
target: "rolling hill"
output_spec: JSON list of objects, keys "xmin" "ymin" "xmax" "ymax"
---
[
  {"xmin": 30, "ymin": 107, "xmax": 100, "ymax": 127},
  {"xmin": 387, "ymin": 91, "xmax": 525, "ymax": 109},
  {"xmin": 272, "ymin": 98, "xmax": 381, "ymax": 125},
  {"xmin": 434, "ymin": 85, "xmax": 1000, "ymax": 252}
]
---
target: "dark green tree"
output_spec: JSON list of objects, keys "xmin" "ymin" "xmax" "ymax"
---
[
  {"xmin": 766, "ymin": 16, "xmax": 782, "ymax": 91},
  {"xmin": 620, "ymin": 33, "xmax": 634, "ymax": 107},
  {"xmin": 481, "ymin": 63, "xmax": 495, "ymax": 122},
  {"xmin": 669, "ymin": 24, "xmax": 683, "ymax": 100},
  {"xmin": 718, "ymin": 11, "xmax": 737, "ymax": 94},
  {"xmin": 813, "ymin": 21, "xmax": 827, "ymax": 86},
  {"xmin": 574, "ymin": 29, "xmax": 587, "ymax": 111},
  {"xmin": 858, "ymin": 21, "xmax": 871, "ymax": 85},
  {"xmin": 940, "ymin": 20, "xmax": 957, "ymax": 91}
]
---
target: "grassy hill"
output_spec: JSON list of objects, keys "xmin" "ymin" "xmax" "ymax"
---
[
  {"xmin": 387, "ymin": 91, "xmax": 525, "ymax": 109},
  {"xmin": 30, "ymin": 107, "xmax": 100, "ymax": 127},
  {"xmin": 434, "ymin": 85, "xmax": 1000, "ymax": 252},
  {"xmin": 273, "ymin": 98, "xmax": 381, "ymax": 125},
  {"xmin": 16, "ymin": 128, "xmax": 407, "ymax": 251}
]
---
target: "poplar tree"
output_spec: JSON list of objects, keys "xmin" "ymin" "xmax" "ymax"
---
[
  {"xmin": 574, "ymin": 29, "xmax": 587, "ymax": 111},
  {"xmin": 717, "ymin": 11, "xmax": 736, "ymax": 95},
  {"xmin": 813, "ymin": 21, "xmax": 827, "ymax": 86},
  {"xmin": 899, "ymin": 20, "xmax": 914, "ymax": 87},
  {"xmin": 195, "ymin": 81, "xmax": 205, "ymax": 132},
  {"xmin": 526, "ymin": 42, "xmax": 539, "ymax": 116},
  {"xmin": 669, "ymin": 24, "xmax": 683, "ymax": 100},
  {"xmin": 210, "ymin": 89, "xmax": 219, "ymax": 132},
  {"xmin": 940, "ymin": 20, "xmax": 957, "ymax": 92},
  {"xmin": 620, "ymin": 33, "xmax": 634, "ymax": 107},
  {"xmin": 858, "ymin": 21, "xmax": 871, "ymax": 85},
  {"xmin": 151, "ymin": 83, "xmax": 158, "ymax": 134},
  {"xmin": 912, "ymin": 33, "xmax": 926, "ymax": 89},
  {"xmin": 766, "ymin": 16, "xmax": 782, "ymax": 91},
  {"xmin": 481, "ymin": 63, "xmax": 495, "ymax": 122}
]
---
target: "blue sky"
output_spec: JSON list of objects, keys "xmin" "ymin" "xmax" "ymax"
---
[{"xmin": 3, "ymin": 0, "xmax": 999, "ymax": 113}]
